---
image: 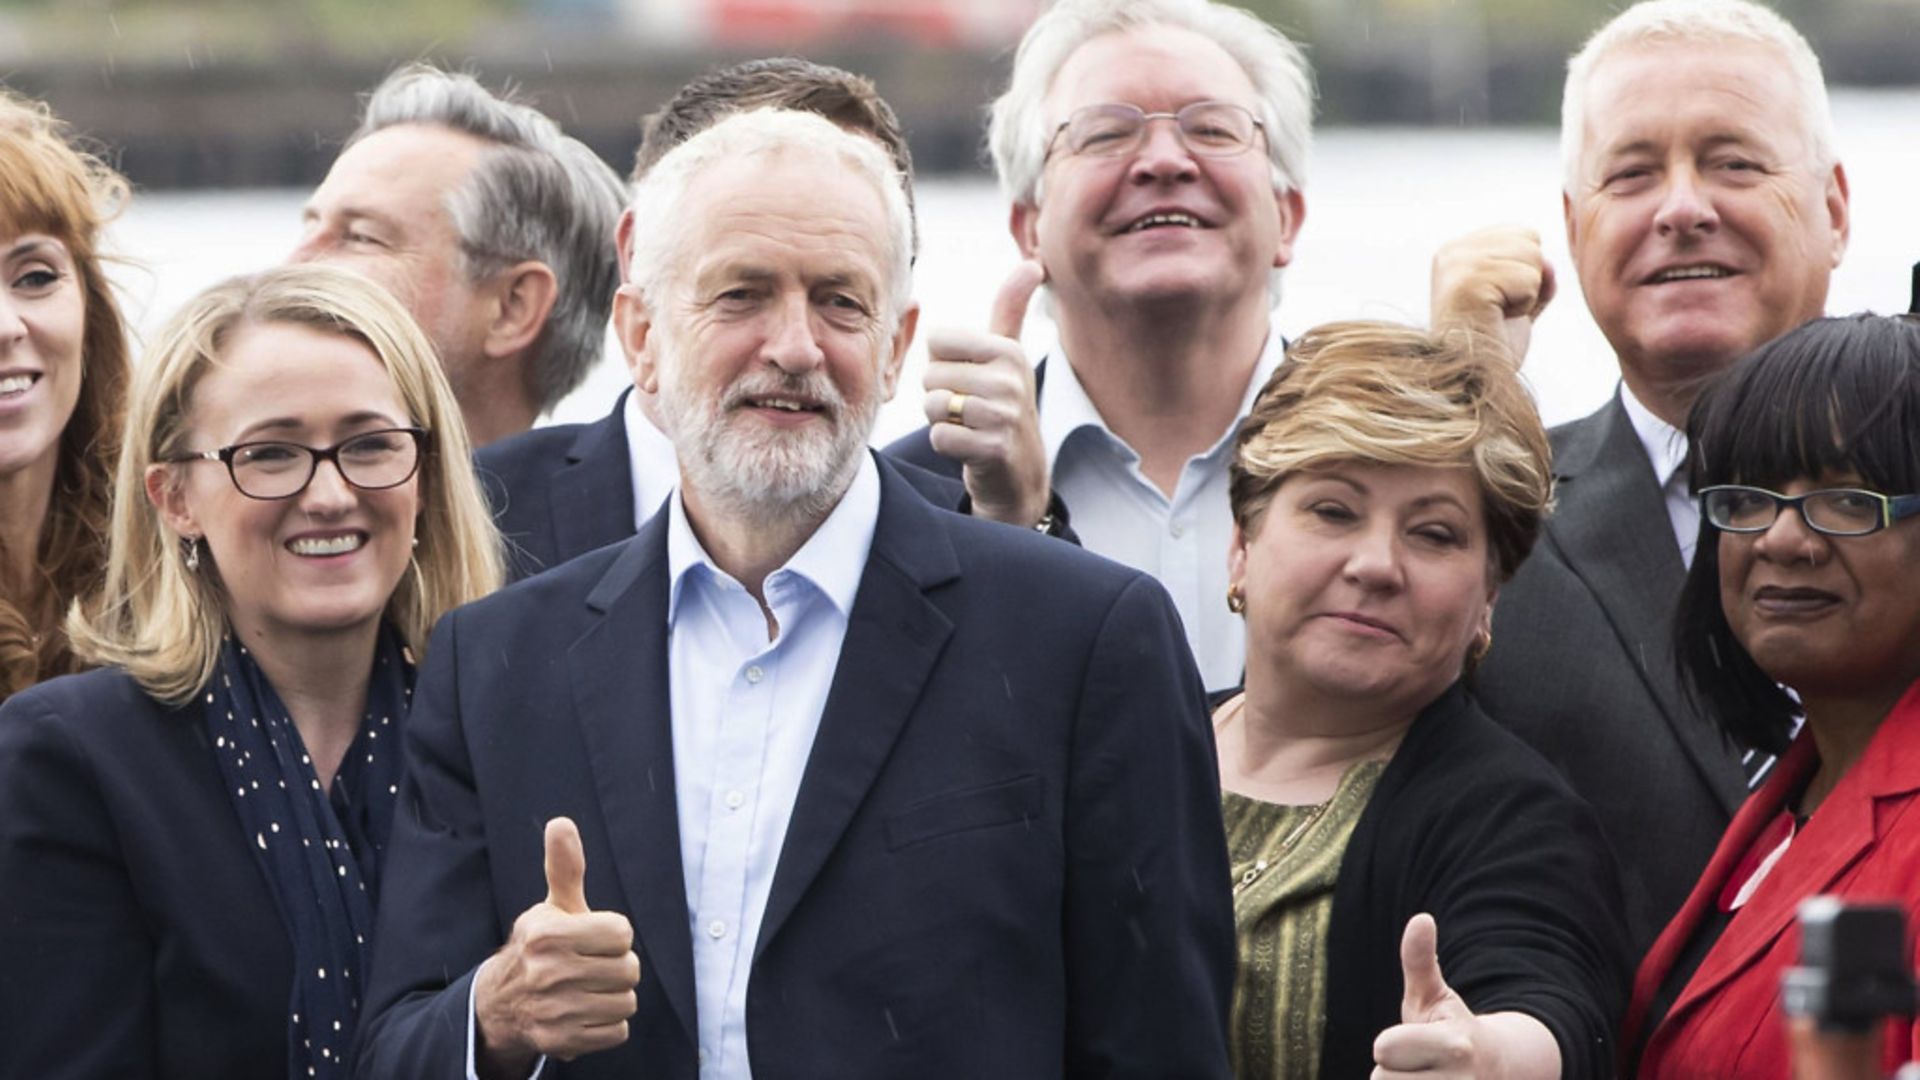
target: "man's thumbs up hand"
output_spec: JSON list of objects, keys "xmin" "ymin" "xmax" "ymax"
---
[{"xmin": 475, "ymin": 818, "xmax": 641, "ymax": 1077}]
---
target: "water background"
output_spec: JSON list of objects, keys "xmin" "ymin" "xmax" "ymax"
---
[{"xmin": 109, "ymin": 89, "xmax": 1920, "ymax": 441}]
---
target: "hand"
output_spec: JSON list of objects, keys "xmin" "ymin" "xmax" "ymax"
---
[
  {"xmin": 475, "ymin": 818, "xmax": 640, "ymax": 1076},
  {"xmin": 922, "ymin": 260, "xmax": 1052, "ymax": 527},
  {"xmin": 1429, "ymin": 226, "xmax": 1556, "ymax": 367},
  {"xmin": 1371, "ymin": 914, "xmax": 1560, "ymax": 1080}
]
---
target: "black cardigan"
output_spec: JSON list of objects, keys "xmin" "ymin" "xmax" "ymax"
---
[{"xmin": 1318, "ymin": 683, "xmax": 1632, "ymax": 1080}]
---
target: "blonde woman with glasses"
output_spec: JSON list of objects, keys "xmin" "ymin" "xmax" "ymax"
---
[{"xmin": 0, "ymin": 264, "xmax": 501, "ymax": 1079}]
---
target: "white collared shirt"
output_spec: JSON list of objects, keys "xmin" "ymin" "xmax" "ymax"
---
[
  {"xmin": 1619, "ymin": 383, "xmax": 1699, "ymax": 567},
  {"xmin": 663, "ymin": 453, "xmax": 879, "ymax": 1079},
  {"xmin": 623, "ymin": 389, "xmax": 684, "ymax": 529},
  {"xmin": 1037, "ymin": 334, "xmax": 1283, "ymax": 692}
]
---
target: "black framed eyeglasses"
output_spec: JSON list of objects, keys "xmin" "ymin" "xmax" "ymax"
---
[
  {"xmin": 169, "ymin": 427, "xmax": 428, "ymax": 501},
  {"xmin": 1699, "ymin": 484, "xmax": 1920, "ymax": 538},
  {"xmin": 1046, "ymin": 101, "xmax": 1265, "ymax": 161}
]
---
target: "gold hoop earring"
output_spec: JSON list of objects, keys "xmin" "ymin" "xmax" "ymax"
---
[
  {"xmin": 1466, "ymin": 628, "xmax": 1493, "ymax": 671},
  {"xmin": 1226, "ymin": 583, "xmax": 1246, "ymax": 615}
]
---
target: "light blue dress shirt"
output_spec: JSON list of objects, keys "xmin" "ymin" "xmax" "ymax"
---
[{"xmin": 1036, "ymin": 333, "xmax": 1283, "ymax": 692}]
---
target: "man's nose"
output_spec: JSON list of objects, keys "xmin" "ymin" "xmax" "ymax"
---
[
  {"xmin": 287, "ymin": 224, "xmax": 333, "ymax": 265},
  {"xmin": 762, "ymin": 293, "xmax": 826, "ymax": 374},
  {"xmin": 1652, "ymin": 166, "xmax": 1720, "ymax": 237},
  {"xmin": 1128, "ymin": 117, "xmax": 1200, "ymax": 184}
]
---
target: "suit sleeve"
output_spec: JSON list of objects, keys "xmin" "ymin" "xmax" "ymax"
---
[
  {"xmin": 1420, "ymin": 768, "xmax": 1632, "ymax": 1080},
  {"xmin": 0, "ymin": 691, "xmax": 159, "ymax": 1080},
  {"xmin": 355, "ymin": 611, "xmax": 510, "ymax": 1078},
  {"xmin": 1061, "ymin": 575, "xmax": 1235, "ymax": 1080}
]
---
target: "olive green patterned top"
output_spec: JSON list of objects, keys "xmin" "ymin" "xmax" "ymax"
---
[{"xmin": 1222, "ymin": 759, "xmax": 1386, "ymax": 1080}]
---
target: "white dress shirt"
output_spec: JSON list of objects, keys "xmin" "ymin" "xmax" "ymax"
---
[
  {"xmin": 1037, "ymin": 334, "xmax": 1283, "ymax": 692},
  {"xmin": 623, "ymin": 388, "xmax": 684, "ymax": 529},
  {"xmin": 464, "ymin": 455, "xmax": 879, "ymax": 1080},
  {"xmin": 1619, "ymin": 383, "xmax": 1699, "ymax": 567},
  {"xmin": 663, "ymin": 452, "xmax": 878, "ymax": 1078}
]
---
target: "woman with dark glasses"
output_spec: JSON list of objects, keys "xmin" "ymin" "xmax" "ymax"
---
[
  {"xmin": 1625, "ymin": 313, "xmax": 1920, "ymax": 1079},
  {"xmin": 0, "ymin": 265, "xmax": 501, "ymax": 1079}
]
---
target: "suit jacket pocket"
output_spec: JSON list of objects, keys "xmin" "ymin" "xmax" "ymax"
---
[{"xmin": 884, "ymin": 775, "xmax": 1044, "ymax": 851}]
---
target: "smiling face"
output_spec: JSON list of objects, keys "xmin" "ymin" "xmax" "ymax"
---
[
  {"xmin": 290, "ymin": 124, "xmax": 494, "ymax": 389},
  {"xmin": 1230, "ymin": 462, "xmax": 1495, "ymax": 719},
  {"xmin": 0, "ymin": 232, "xmax": 86, "ymax": 484},
  {"xmin": 1014, "ymin": 25, "xmax": 1301, "ymax": 320},
  {"xmin": 621, "ymin": 150, "xmax": 914, "ymax": 518},
  {"xmin": 150, "ymin": 321, "xmax": 420, "ymax": 652},
  {"xmin": 1566, "ymin": 40, "xmax": 1848, "ymax": 399},
  {"xmin": 1719, "ymin": 474, "xmax": 1920, "ymax": 705}
]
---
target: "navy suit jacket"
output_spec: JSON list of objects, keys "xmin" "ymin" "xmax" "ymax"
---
[
  {"xmin": 0, "ymin": 669, "xmax": 293, "ymax": 1078},
  {"xmin": 481, "ymin": 392, "xmax": 977, "ymax": 581},
  {"xmin": 356, "ymin": 456, "xmax": 1236, "ymax": 1079}
]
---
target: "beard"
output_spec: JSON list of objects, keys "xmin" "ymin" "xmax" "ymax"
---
[{"xmin": 656, "ymin": 357, "xmax": 879, "ymax": 527}]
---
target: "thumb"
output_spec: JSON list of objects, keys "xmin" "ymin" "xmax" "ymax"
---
[
  {"xmin": 543, "ymin": 816, "xmax": 589, "ymax": 915},
  {"xmin": 1399, "ymin": 912, "xmax": 1461, "ymax": 1022},
  {"xmin": 988, "ymin": 259, "xmax": 1046, "ymax": 342}
]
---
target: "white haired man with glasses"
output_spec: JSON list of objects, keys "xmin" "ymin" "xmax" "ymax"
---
[{"xmin": 887, "ymin": 0, "xmax": 1311, "ymax": 694}]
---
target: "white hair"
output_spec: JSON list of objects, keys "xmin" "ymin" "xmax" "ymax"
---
[
  {"xmin": 625, "ymin": 108, "xmax": 915, "ymax": 324},
  {"xmin": 1560, "ymin": 0, "xmax": 1836, "ymax": 191},
  {"xmin": 988, "ymin": 0, "xmax": 1314, "ymax": 208}
]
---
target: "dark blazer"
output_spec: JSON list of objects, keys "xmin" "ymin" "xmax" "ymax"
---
[
  {"xmin": 0, "ymin": 668, "xmax": 292, "ymax": 1079},
  {"xmin": 356, "ymin": 455, "xmax": 1236, "ymax": 1079},
  {"xmin": 1318, "ymin": 684, "xmax": 1631, "ymax": 1080},
  {"xmin": 1473, "ymin": 394, "xmax": 1748, "ymax": 958},
  {"xmin": 482, "ymin": 391, "xmax": 976, "ymax": 581}
]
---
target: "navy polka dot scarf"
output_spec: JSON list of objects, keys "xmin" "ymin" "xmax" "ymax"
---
[{"xmin": 205, "ymin": 626, "xmax": 412, "ymax": 1078}]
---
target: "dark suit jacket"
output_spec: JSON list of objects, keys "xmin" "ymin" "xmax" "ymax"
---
[
  {"xmin": 482, "ymin": 391, "xmax": 976, "ymax": 581},
  {"xmin": 356, "ymin": 456, "xmax": 1236, "ymax": 1079},
  {"xmin": 0, "ymin": 668, "xmax": 292, "ymax": 1078},
  {"xmin": 1473, "ymin": 394, "xmax": 1747, "ymax": 959}
]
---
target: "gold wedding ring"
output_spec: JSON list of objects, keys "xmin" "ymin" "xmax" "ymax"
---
[{"xmin": 946, "ymin": 391, "xmax": 969, "ymax": 425}]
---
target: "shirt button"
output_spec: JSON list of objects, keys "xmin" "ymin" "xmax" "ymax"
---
[
  {"xmin": 744, "ymin": 665, "xmax": 764, "ymax": 684},
  {"xmin": 698, "ymin": 1048, "xmax": 709, "ymax": 1066},
  {"xmin": 1169, "ymin": 522, "xmax": 1185, "ymax": 538},
  {"xmin": 725, "ymin": 790, "xmax": 746, "ymax": 810},
  {"xmin": 707, "ymin": 919, "xmax": 727, "ymax": 939}
]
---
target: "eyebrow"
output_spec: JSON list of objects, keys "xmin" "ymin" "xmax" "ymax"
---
[
  {"xmin": 5, "ymin": 238, "xmax": 67, "ymax": 262},
  {"xmin": 233, "ymin": 411, "xmax": 405, "ymax": 442}
]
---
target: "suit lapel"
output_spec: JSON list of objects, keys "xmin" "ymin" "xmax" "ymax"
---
[
  {"xmin": 754, "ymin": 461, "xmax": 960, "ymax": 958},
  {"xmin": 551, "ymin": 393, "xmax": 638, "ymax": 563},
  {"xmin": 1549, "ymin": 397, "xmax": 1745, "ymax": 815},
  {"xmin": 565, "ymin": 516, "xmax": 697, "ymax": 1042}
]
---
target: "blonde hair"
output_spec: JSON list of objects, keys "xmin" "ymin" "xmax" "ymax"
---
[
  {"xmin": 68, "ymin": 264, "xmax": 503, "ymax": 704},
  {"xmin": 0, "ymin": 91, "xmax": 132, "ymax": 699},
  {"xmin": 1229, "ymin": 321, "xmax": 1552, "ymax": 583}
]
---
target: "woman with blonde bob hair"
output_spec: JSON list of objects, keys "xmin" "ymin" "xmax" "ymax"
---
[
  {"xmin": 1216, "ymin": 320, "xmax": 1628, "ymax": 1079},
  {"xmin": 0, "ymin": 91, "xmax": 132, "ymax": 700},
  {"xmin": 0, "ymin": 264, "xmax": 501, "ymax": 1079}
]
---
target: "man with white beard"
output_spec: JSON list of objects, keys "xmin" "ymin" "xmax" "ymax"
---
[{"xmin": 355, "ymin": 108, "xmax": 1235, "ymax": 1080}]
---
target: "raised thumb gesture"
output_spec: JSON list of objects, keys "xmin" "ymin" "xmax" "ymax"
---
[
  {"xmin": 922, "ymin": 259, "xmax": 1052, "ymax": 527},
  {"xmin": 544, "ymin": 815, "xmax": 589, "ymax": 914},
  {"xmin": 1399, "ymin": 912, "xmax": 1469, "ymax": 1024},
  {"xmin": 1371, "ymin": 913, "xmax": 1562, "ymax": 1080},
  {"xmin": 475, "ymin": 816, "xmax": 640, "ymax": 1077}
]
